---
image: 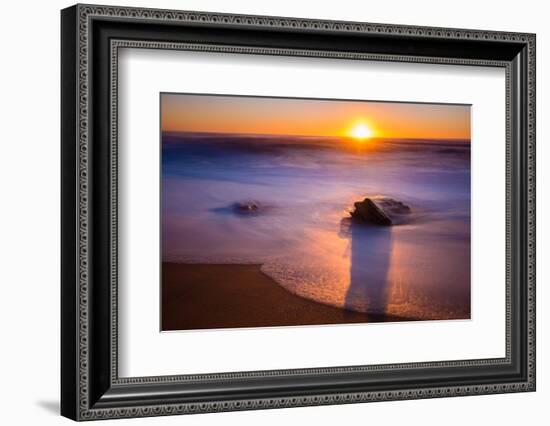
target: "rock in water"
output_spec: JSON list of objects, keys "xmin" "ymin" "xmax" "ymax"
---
[
  {"xmin": 234, "ymin": 201, "xmax": 261, "ymax": 214},
  {"xmin": 377, "ymin": 198, "xmax": 411, "ymax": 215},
  {"xmin": 351, "ymin": 198, "xmax": 393, "ymax": 226},
  {"xmin": 350, "ymin": 197, "xmax": 411, "ymax": 226}
]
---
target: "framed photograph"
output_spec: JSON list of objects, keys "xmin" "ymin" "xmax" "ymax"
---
[
  {"xmin": 61, "ymin": 4, "xmax": 536, "ymax": 421},
  {"xmin": 159, "ymin": 93, "xmax": 473, "ymax": 331}
]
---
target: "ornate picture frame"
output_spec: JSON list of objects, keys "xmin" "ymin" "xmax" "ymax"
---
[{"xmin": 61, "ymin": 4, "xmax": 535, "ymax": 421}]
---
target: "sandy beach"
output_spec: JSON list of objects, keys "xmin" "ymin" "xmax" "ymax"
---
[{"xmin": 162, "ymin": 262, "xmax": 413, "ymax": 331}]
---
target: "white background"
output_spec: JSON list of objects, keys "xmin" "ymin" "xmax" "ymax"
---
[
  {"xmin": 0, "ymin": 0, "xmax": 547, "ymax": 425},
  {"xmin": 119, "ymin": 49, "xmax": 505, "ymax": 377}
]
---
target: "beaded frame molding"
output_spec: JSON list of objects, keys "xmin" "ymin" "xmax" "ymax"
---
[{"xmin": 61, "ymin": 4, "xmax": 536, "ymax": 421}]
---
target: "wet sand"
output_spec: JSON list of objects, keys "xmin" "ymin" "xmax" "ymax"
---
[{"xmin": 162, "ymin": 262, "xmax": 412, "ymax": 331}]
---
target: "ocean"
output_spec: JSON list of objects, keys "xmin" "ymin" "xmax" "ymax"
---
[{"xmin": 161, "ymin": 132, "xmax": 471, "ymax": 321}]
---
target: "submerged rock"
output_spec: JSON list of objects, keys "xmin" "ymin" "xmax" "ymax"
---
[
  {"xmin": 350, "ymin": 197, "xmax": 410, "ymax": 226},
  {"xmin": 233, "ymin": 201, "xmax": 261, "ymax": 214},
  {"xmin": 377, "ymin": 198, "xmax": 411, "ymax": 215}
]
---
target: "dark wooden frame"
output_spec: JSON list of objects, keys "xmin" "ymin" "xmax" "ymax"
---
[{"xmin": 61, "ymin": 4, "xmax": 536, "ymax": 421}]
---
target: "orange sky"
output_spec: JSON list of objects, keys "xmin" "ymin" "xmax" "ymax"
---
[{"xmin": 161, "ymin": 93, "xmax": 470, "ymax": 140}]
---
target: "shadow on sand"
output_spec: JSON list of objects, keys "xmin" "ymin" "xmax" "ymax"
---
[{"xmin": 339, "ymin": 217, "xmax": 393, "ymax": 315}]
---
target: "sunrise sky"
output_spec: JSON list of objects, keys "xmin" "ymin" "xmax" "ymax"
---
[{"xmin": 161, "ymin": 93, "xmax": 471, "ymax": 140}]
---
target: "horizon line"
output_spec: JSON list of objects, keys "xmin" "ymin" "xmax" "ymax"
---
[{"xmin": 161, "ymin": 130, "xmax": 471, "ymax": 142}]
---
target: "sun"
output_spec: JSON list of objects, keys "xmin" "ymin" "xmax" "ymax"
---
[{"xmin": 349, "ymin": 123, "xmax": 374, "ymax": 140}]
